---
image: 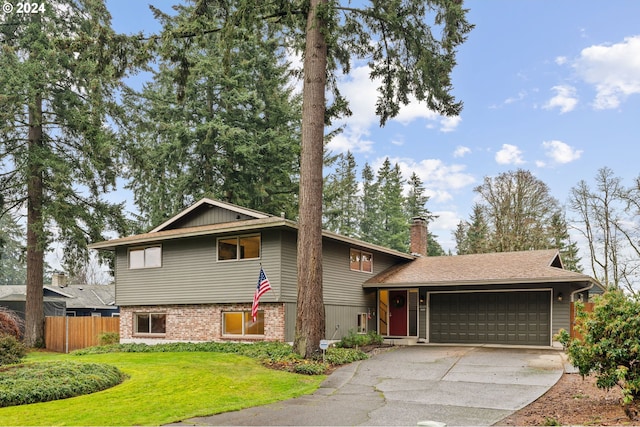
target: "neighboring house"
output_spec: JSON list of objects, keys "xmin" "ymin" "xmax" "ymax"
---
[
  {"xmin": 0, "ymin": 283, "xmax": 118, "ymax": 319},
  {"xmin": 89, "ymin": 198, "xmax": 604, "ymax": 347}
]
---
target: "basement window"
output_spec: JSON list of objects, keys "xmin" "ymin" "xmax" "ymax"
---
[
  {"xmin": 134, "ymin": 313, "xmax": 166, "ymax": 335},
  {"xmin": 222, "ymin": 311, "xmax": 264, "ymax": 336},
  {"xmin": 350, "ymin": 249, "xmax": 373, "ymax": 273}
]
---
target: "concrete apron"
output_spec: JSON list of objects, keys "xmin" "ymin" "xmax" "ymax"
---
[{"xmin": 175, "ymin": 345, "xmax": 564, "ymax": 427}]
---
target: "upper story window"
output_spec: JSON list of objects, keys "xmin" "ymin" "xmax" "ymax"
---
[
  {"xmin": 129, "ymin": 246, "xmax": 162, "ymax": 269},
  {"xmin": 350, "ymin": 249, "xmax": 373, "ymax": 273},
  {"xmin": 217, "ymin": 234, "xmax": 261, "ymax": 261}
]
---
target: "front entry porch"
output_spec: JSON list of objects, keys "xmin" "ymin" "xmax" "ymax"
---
[{"xmin": 377, "ymin": 288, "xmax": 420, "ymax": 340}]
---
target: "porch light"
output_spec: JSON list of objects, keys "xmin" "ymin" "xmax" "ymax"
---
[
  {"xmin": 556, "ymin": 292, "xmax": 563, "ymax": 302},
  {"xmin": 419, "ymin": 294, "xmax": 425, "ymax": 304}
]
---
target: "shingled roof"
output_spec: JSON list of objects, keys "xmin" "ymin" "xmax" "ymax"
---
[{"xmin": 364, "ymin": 249, "xmax": 602, "ymax": 288}]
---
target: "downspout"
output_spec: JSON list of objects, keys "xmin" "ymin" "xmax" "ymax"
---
[{"xmin": 570, "ymin": 282, "xmax": 595, "ymax": 302}]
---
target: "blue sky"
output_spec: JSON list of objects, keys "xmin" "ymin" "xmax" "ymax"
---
[{"xmin": 105, "ymin": 1, "xmax": 640, "ymax": 254}]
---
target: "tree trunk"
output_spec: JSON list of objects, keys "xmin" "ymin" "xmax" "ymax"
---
[
  {"xmin": 24, "ymin": 93, "xmax": 45, "ymax": 348},
  {"xmin": 294, "ymin": 0, "xmax": 327, "ymax": 358}
]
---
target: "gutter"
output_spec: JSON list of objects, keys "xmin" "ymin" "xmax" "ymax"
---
[{"xmin": 570, "ymin": 282, "xmax": 595, "ymax": 302}]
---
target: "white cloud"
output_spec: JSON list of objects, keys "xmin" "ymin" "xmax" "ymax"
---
[
  {"xmin": 439, "ymin": 115, "xmax": 462, "ymax": 133},
  {"xmin": 504, "ymin": 91, "xmax": 527, "ymax": 105},
  {"xmin": 393, "ymin": 98, "xmax": 440, "ymax": 124},
  {"xmin": 372, "ymin": 156, "xmax": 475, "ymax": 204},
  {"xmin": 574, "ymin": 35, "xmax": 640, "ymax": 109},
  {"xmin": 543, "ymin": 85, "xmax": 578, "ymax": 113},
  {"xmin": 326, "ymin": 64, "xmax": 462, "ymax": 154},
  {"xmin": 453, "ymin": 146, "xmax": 471, "ymax": 158},
  {"xmin": 555, "ymin": 56, "xmax": 568, "ymax": 66},
  {"xmin": 541, "ymin": 140, "xmax": 583, "ymax": 164},
  {"xmin": 495, "ymin": 144, "xmax": 525, "ymax": 165}
]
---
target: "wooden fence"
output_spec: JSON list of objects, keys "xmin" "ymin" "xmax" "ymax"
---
[{"xmin": 45, "ymin": 316, "xmax": 120, "ymax": 353}]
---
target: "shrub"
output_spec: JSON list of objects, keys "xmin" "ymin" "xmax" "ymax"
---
[
  {"xmin": 337, "ymin": 329, "xmax": 383, "ymax": 348},
  {"xmin": 0, "ymin": 307, "xmax": 23, "ymax": 339},
  {"xmin": 0, "ymin": 334, "xmax": 27, "ymax": 366},
  {"xmin": 0, "ymin": 362, "xmax": 126, "ymax": 407},
  {"xmin": 98, "ymin": 332, "xmax": 120, "ymax": 346},
  {"xmin": 565, "ymin": 290, "xmax": 640, "ymax": 420},
  {"xmin": 323, "ymin": 347, "xmax": 368, "ymax": 365},
  {"xmin": 292, "ymin": 360, "xmax": 328, "ymax": 375}
]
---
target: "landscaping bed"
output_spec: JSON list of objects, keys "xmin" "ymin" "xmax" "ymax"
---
[{"xmin": 498, "ymin": 373, "xmax": 629, "ymax": 426}]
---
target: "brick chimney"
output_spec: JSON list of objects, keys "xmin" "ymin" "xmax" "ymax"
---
[{"xmin": 410, "ymin": 217, "xmax": 428, "ymax": 256}]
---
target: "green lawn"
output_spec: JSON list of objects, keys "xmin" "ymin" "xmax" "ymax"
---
[{"xmin": 0, "ymin": 351, "xmax": 324, "ymax": 426}]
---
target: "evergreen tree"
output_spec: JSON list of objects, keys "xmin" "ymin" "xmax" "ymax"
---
[
  {"xmin": 0, "ymin": 211, "xmax": 26, "ymax": 285},
  {"xmin": 359, "ymin": 163, "xmax": 380, "ymax": 244},
  {"xmin": 376, "ymin": 159, "xmax": 407, "ymax": 252},
  {"xmin": 123, "ymin": 4, "xmax": 301, "ymax": 227},
  {"xmin": 0, "ymin": 1, "xmax": 139, "ymax": 345},
  {"xmin": 405, "ymin": 172, "xmax": 431, "ymax": 219},
  {"xmin": 464, "ymin": 203, "xmax": 491, "ymax": 254},
  {"xmin": 182, "ymin": 0, "xmax": 471, "ymax": 357},
  {"xmin": 323, "ymin": 151, "xmax": 359, "ymax": 237},
  {"xmin": 549, "ymin": 211, "xmax": 582, "ymax": 272},
  {"xmin": 427, "ymin": 232, "xmax": 446, "ymax": 256},
  {"xmin": 453, "ymin": 220, "xmax": 470, "ymax": 255}
]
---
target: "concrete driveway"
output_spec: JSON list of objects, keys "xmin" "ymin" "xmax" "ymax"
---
[{"xmin": 175, "ymin": 346, "xmax": 564, "ymax": 426}]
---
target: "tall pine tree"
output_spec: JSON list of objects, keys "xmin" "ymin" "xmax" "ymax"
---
[
  {"xmin": 122, "ymin": 3, "xmax": 301, "ymax": 227},
  {"xmin": 323, "ymin": 151, "xmax": 359, "ymax": 236},
  {"xmin": 182, "ymin": 0, "xmax": 471, "ymax": 357},
  {"xmin": 0, "ymin": 1, "xmax": 139, "ymax": 345},
  {"xmin": 376, "ymin": 159, "xmax": 407, "ymax": 252}
]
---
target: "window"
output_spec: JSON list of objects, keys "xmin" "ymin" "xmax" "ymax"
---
[
  {"xmin": 135, "ymin": 313, "xmax": 166, "ymax": 335},
  {"xmin": 217, "ymin": 235, "xmax": 260, "ymax": 261},
  {"xmin": 129, "ymin": 246, "xmax": 162, "ymax": 269},
  {"xmin": 222, "ymin": 311, "xmax": 264, "ymax": 336},
  {"xmin": 357, "ymin": 313, "xmax": 368, "ymax": 334},
  {"xmin": 350, "ymin": 249, "xmax": 373, "ymax": 273}
]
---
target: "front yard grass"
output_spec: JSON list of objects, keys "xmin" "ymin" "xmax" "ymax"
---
[{"xmin": 0, "ymin": 350, "xmax": 323, "ymax": 426}]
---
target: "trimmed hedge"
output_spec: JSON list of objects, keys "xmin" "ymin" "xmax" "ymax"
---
[{"xmin": 0, "ymin": 362, "xmax": 126, "ymax": 407}]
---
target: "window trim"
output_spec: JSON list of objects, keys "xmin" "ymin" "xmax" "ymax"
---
[
  {"xmin": 128, "ymin": 245, "xmax": 162, "ymax": 269},
  {"xmin": 222, "ymin": 310, "xmax": 265, "ymax": 337},
  {"xmin": 133, "ymin": 312, "xmax": 167, "ymax": 336},
  {"xmin": 350, "ymin": 248, "xmax": 373, "ymax": 273},
  {"xmin": 216, "ymin": 234, "xmax": 261, "ymax": 262}
]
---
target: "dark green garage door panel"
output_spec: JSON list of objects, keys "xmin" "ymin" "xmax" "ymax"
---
[{"xmin": 429, "ymin": 291, "xmax": 551, "ymax": 346}]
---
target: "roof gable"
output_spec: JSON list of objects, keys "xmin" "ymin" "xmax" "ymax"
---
[{"xmin": 150, "ymin": 198, "xmax": 270, "ymax": 232}]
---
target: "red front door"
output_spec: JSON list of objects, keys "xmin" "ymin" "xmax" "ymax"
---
[{"xmin": 389, "ymin": 290, "xmax": 407, "ymax": 336}]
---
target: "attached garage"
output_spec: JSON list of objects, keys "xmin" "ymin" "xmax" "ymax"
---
[
  {"xmin": 429, "ymin": 290, "xmax": 551, "ymax": 346},
  {"xmin": 364, "ymin": 249, "xmax": 604, "ymax": 347}
]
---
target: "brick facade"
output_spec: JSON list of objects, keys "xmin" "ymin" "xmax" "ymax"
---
[{"xmin": 120, "ymin": 303, "xmax": 286, "ymax": 343}]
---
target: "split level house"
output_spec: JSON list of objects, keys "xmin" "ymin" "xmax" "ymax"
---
[{"xmin": 89, "ymin": 198, "xmax": 604, "ymax": 347}]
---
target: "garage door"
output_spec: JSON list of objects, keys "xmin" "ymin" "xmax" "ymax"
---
[{"xmin": 429, "ymin": 291, "xmax": 551, "ymax": 346}]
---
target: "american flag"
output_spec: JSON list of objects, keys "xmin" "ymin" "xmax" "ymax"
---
[{"xmin": 252, "ymin": 267, "xmax": 272, "ymax": 322}]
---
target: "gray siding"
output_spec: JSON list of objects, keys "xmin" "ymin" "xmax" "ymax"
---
[
  {"xmin": 322, "ymin": 239, "xmax": 403, "ymax": 306},
  {"xmin": 284, "ymin": 300, "xmax": 378, "ymax": 343},
  {"xmin": 166, "ymin": 206, "xmax": 256, "ymax": 230},
  {"xmin": 115, "ymin": 229, "xmax": 283, "ymax": 306},
  {"xmin": 277, "ymin": 230, "xmax": 406, "ymax": 306}
]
